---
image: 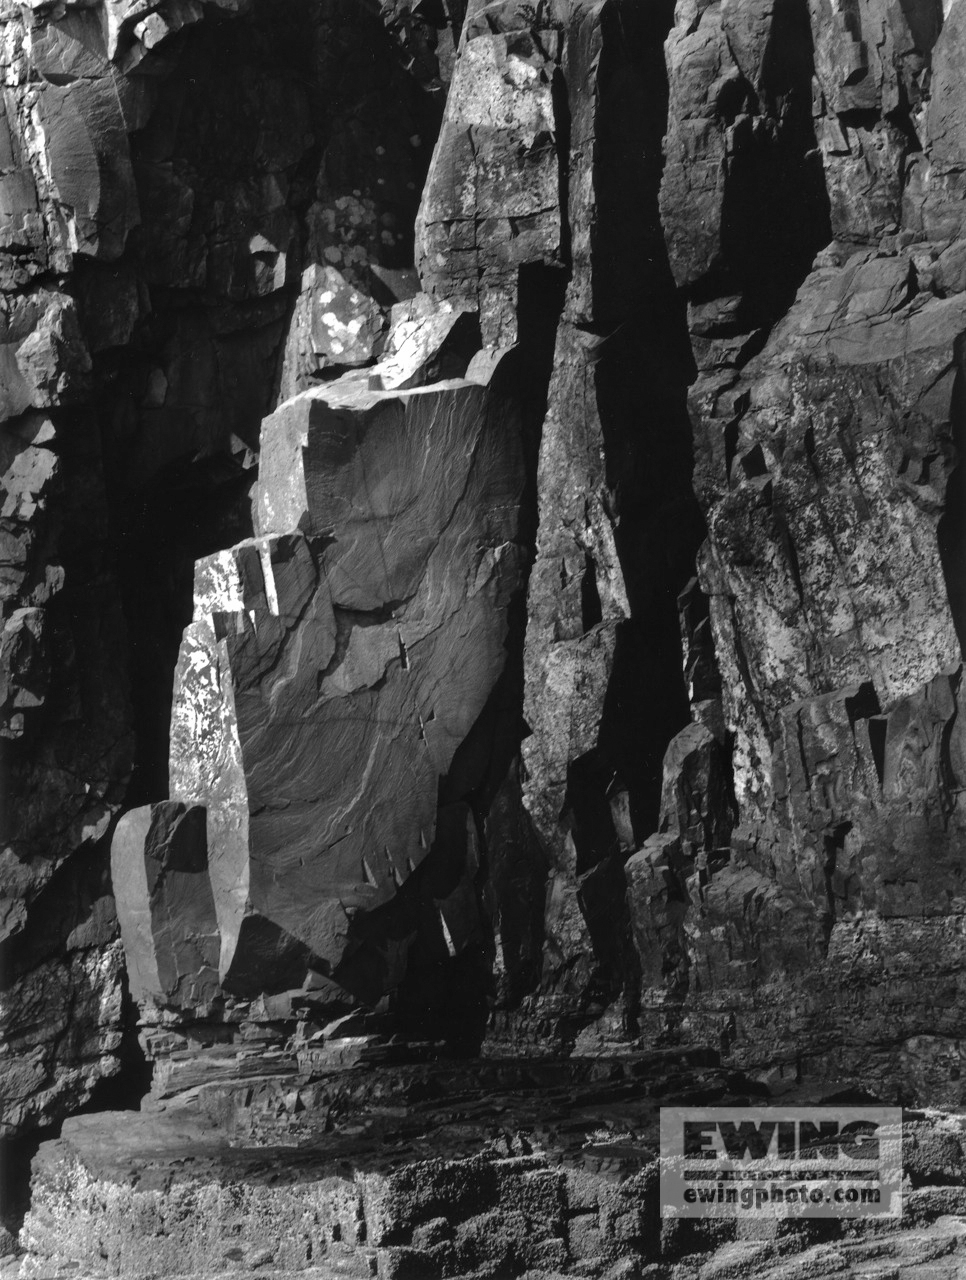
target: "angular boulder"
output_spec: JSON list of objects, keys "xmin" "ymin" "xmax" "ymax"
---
[
  {"xmin": 110, "ymin": 802, "xmax": 220, "ymax": 1009},
  {"xmin": 157, "ymin": 358, "xmax": 527, "ymax": 999}
]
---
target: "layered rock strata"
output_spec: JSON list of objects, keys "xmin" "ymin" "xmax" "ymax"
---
[{"xmin": 16, "ymin": 1061, "xmax": 966, "ymax": 1280}]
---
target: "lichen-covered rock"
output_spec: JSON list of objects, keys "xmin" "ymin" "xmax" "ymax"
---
[
  {"xmin": 277, "ymin": 264, "xmax": 388, "ymax": 401},
  {"xmin": 370, "ymin": 292, "xmax": 478, "ymax": 392}
]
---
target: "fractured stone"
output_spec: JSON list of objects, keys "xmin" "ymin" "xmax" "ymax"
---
[{"xmin": 162, "ymin": 357, "xmax": 527, "ymax": 1000}]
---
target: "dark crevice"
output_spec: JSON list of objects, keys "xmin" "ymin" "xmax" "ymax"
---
[
  {"xmin": 938, "ymin": 349, "xmax": 966, "ymax": 657},
  {"xmin": 823, "ymin": 820, "xmax": 853, "ymax": 942},
  {"xmin": 551, "ymin": 65, "xmax": 572, "ymax": 271},
  {"xmin": 592, "ymin": 0, "xmax": 705, "ymax": 844},
  {"xmin": 580, "ymin": 553, "xmax": 602, "ymax": 632},
  {"xmin": 775, "ymin": 507, "xmax": 806, "ymax": 605},
  {"xmin": 845, "ymin": 681, "xmax": 882, "ymax": 728},
  {"xmin": 868, "ymin": 717, "xmax": 887, "ymax": 788},
  {"xmin": 719, "ymin": 0, "xmax": 831, "ymax": 329}
]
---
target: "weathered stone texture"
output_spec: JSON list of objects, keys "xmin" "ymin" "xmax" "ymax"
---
[
  {"xmin": 8, "ymin": 0, "xmax": 966, "ymax": 1188},
  {"xmin": 1, "ymin": 330, "xmax": 132, "ymax": 1137},
  {"xmin": 644, "ymin": 0, "xmax": 966, "ymax": 1093},
  {"xmin": 17, "ymin": 1076, "xmax": 966, "ymax": 1279},
  {"xmin": 416, "ymin": 0, "xmax": 566, "ymax": 344}
]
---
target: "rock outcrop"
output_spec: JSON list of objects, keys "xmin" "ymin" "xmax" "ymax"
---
[
  {"xmin": 116, "ymin": 346, "xmax": 528, "ymax": 1021},
  {"xmin": 5, "ymin": 1, "xmax": 966, "ymax": 1269},
  {"xmin": 1, "ymin": 0, "xmax": 457, "ymax": 1142},
  {"xmin": 629, "ymin": 0, "xmax": 966, "ymax": 1101},
  {"xmin": 17, "ymin": 1064, "xmax": 966, "ymax": 1280}
]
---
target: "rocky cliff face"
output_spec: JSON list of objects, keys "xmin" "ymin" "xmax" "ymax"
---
[
  {"xmin": 636, "ymin": 0, "xmax": 966, "ymax": 1103},
  {"xmin": 0, "ymin": 0, "xmax": 457, "ymax": 1145},
  {"xmin": 2, "ymin": 0, "xmax": 966, "ymax": 1206}
]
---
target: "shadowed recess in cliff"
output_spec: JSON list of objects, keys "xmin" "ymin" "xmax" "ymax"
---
[
  {"xmin": 595, "ymin": 323, "xmax": 701, "ymax": 840},
  {"xmin": 99, "ymin": 0, "xmax": 451, "ymax": 807},
  {"xmin": 938, "ymin": 341, "xmax": 966, "ymax": 658},
  {"xmin": 591, "ymin": 0, "xmax": 681, "ymax": 328},
  {"xmin": 591, "ymin": 0, "xmax": 704, "ymax": 838},
  {"xmin": 717, "ymin": 0, "xmax": 831, "ymax": 325}
]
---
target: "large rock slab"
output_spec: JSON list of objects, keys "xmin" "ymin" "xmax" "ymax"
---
[
  {"xmin": 161, "ymin": 362, "xmax": 527, "ymax": 999},
  {"xmin": 110, "ymin": 802, "xmax": 220, "ymax": 1010}
]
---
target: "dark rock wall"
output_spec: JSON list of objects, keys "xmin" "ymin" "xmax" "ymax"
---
[
  {"xmin": 4, "ymin": 0, "xmax": 966, "ymax": 1158},
  {"xmin": 639, "ymin": 0, "xmax": 966, "ymax": 1103},
  {"xmin": 1, "ymin": 0, "xmax": 453, "ymax": 1140}
]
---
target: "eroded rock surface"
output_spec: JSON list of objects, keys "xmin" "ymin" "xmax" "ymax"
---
[
  {"xmin": 1, "ymin": 0, "xmax": 456, "ymax": 1141},
  {"xmin": 416, "ymin": 0, "xmax": 565, "ymax": 345},
  {"xmin": 16, "ymin": 1061, "xmax": 966, "ymax": 1280}
]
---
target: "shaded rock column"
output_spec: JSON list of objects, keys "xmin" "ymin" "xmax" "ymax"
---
[
  {"xmin": 512, "ymin": 0, "xmax": 704, "ymax": 1049},
  {"xmin": 0, "ymin": 0, "xmax": 141, "ymax": 1137}
]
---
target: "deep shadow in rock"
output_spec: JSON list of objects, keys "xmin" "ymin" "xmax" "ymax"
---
[
  {"xmin": 112, "ymin": 457, "xmax": 256, "ymax": 808},
  {"xmin": 592, "ymin": 0, "xmax": 705, "ymax": 842},
  {"xmin": 938, "ymin": 344, "xmax": 966, "ymax": 658},
  {"xmin": 718, "ymin": 0, "xmax": 831, "ymax": 328}
]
